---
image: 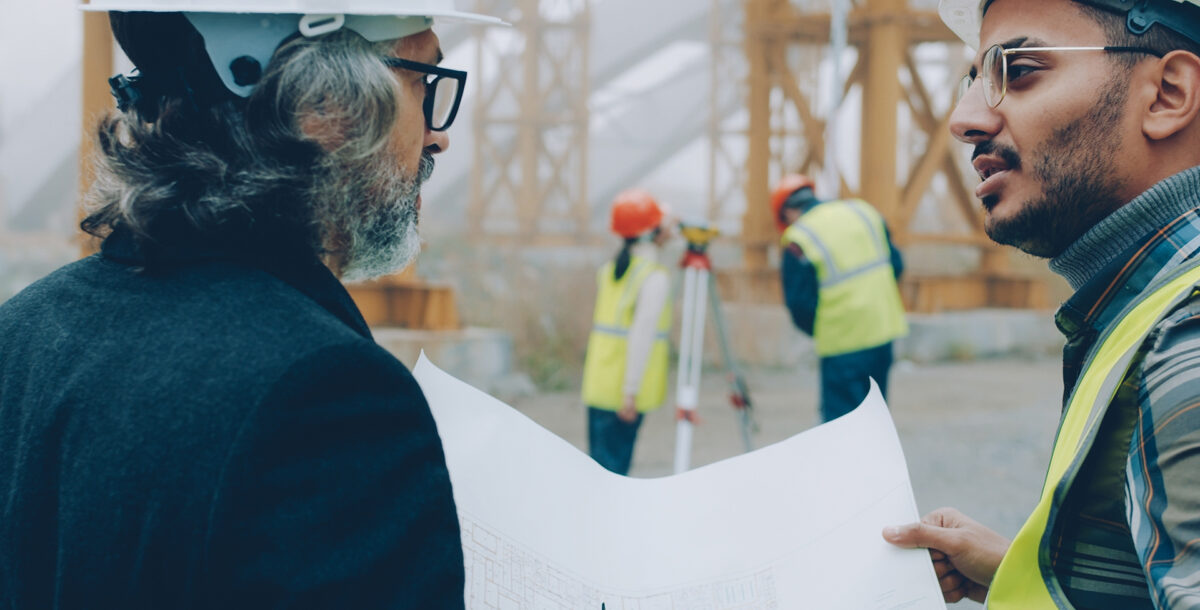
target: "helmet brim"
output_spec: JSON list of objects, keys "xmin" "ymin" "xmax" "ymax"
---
[
  {"xmin": 81, "ymin": 4, "xmax": 508, "ymax": 28},
  {"xmin": 939, "ymin": 0, "xmax": 983, "ymax": 50}
]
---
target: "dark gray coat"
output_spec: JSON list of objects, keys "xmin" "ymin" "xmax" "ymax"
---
[{"xmin": 0, "ymin": 228, "xmax": 464, "ymax": 609}]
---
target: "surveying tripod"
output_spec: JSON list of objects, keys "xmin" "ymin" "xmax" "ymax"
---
[{"xmin": 673, "ymin": 222, "xmax": 757, "ymax": 474}]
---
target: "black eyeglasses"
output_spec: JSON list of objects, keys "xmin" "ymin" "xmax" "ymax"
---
[
  {"xmin": 957, "ymin": 44, "xmax": 1163, "ymax": 108},
  {"xmin": 383, "ymin": 57, "xmax": 467, "ymax": 132}
]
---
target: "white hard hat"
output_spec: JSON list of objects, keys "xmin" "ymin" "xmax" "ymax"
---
[
  {"xmin": 83, "ymin": 0, "xmax": 508, "ymax": 97},
  {"xmin": 81, "ymin": 0, "xmax": 506, "ymax": 19},
  {"xmin": 939, "ymin": 0, "xmax": 1200, "ymax": 50},
  {"xmin": 938, "ymin": 0, "xmax": 984, "ymax": 49}
]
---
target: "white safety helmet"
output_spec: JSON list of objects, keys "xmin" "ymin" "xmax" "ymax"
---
[
  {"xmin": 83, "ymin": 0, "xmax": 508, "ymax": 98},
  {"xmin": 939, "ymin": 0, "xmax": 1200, "ymax": 50}
]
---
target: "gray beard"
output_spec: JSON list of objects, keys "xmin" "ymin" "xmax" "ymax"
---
[{"xmin": 313, "ymin": 151, "xmax": 434, "ymax": 282}]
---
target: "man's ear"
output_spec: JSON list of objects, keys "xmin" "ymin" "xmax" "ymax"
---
[
  {"xmin": 298, "ymin": 109, "xmax": 348, "ymax": 152},
  {"xmin": 1144, "ymin": 50, "xmax": 1200, "ymax": 141}
]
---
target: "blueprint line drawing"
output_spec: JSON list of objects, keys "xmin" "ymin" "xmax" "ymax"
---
[{"xmin": 461, "ymin": 513, "xmax": 781, "ymax": 609}]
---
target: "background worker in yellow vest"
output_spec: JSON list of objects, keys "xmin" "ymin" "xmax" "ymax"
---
[
  {"xmin": 581, "ymin": 189, "xmax": 675, "ymax": 475},
  {"xmin": 771, "ymin": 174, "xmax": 909, "ymax": 422},
  {"xmin": 881, "ymin": 0, "xmax": 1200, "ymax": 606}
]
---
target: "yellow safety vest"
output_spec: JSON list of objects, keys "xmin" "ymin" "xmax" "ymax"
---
[
  {"xmin": 987, "ymin": 261, "xmax": 1200, "ymax": 608},
  {"xmin": 781, "ymin": 199, "xmax": 908, "ymax": 356},
  {"xmin": 580, "ymin": 256, "xmax": 672, "ymax": 411}
]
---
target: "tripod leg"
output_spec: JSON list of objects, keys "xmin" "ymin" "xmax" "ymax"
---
[
  {"xmin": 673, "ymin": 267, "xmax": 696, "ymax": 474},
  {"xmin": 706, "ymin": 272, "xmax": 757, "ymax": 452},
  {"xmin": 673, "ymin": 266, "xmax": 708, "ymax": 474},
  {"xmin": 689, "ymin": 270, "xmax": 709, "ymax": 401}
]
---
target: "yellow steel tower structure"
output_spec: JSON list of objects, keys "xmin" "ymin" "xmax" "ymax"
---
[
  {"xmin": 469, "ymin": 0, "xmax": 593, "ymax": 245},
  {"xmin": 716, "ymin": 0, "xmax": 1047, "ymax": 311}
]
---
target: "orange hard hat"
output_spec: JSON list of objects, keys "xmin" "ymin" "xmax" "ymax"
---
[
  {"xmin": 610, "ymin": 189, "xmax": 663, "ymax": 238},
  {"xmin": 770, "ymin": 174, "xmax": 816, "ymax": 232}
]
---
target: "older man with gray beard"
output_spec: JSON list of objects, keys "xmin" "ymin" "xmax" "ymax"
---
[{"xmin": 0, "ymin": 2, "xmax": 504, "ymax": 608}]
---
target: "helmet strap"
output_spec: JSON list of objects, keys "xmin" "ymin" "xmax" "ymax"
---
[
  {"xmin": 1075, "ymin": 0, "xmax": 1200, "ymax": 45},
  {"xmin": 108, "ymin": 64, "xmax": 213, "ymax": 122}
]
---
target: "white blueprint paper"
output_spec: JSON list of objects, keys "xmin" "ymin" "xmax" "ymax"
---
[{"xmin": 414, "ymin": 354, "xmax": 946, "ymax": 610}]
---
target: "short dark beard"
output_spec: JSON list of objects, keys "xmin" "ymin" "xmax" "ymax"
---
[{"xmin": 981, "ymin": 75, "xmax": 1129, "ymax": 258}]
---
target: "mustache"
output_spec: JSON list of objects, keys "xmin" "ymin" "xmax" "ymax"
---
[
  {"xmin": 417, "ymin": 152, "xmax": 435, "ymax": 184},
  {"xmin": 972, "ymin": 140, "xmax": 1022, "ymax": 171}
]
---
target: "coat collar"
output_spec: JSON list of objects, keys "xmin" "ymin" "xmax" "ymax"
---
[{"xmin": 100, "ymin": 225, "xmax": 373, "ymax": 340}]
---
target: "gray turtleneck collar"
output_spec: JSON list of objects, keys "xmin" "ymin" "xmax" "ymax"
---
[{"xmin": 1050, "ymin": 166, "xmax": 1200, "ymax": 291}]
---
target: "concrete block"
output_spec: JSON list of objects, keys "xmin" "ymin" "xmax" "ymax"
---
[{"xmin": 708, "ymin": 304, "xmax": 1063, "ymax": 367}]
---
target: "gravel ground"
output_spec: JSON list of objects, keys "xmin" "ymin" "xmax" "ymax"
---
[{"xmin": 506, "ymin": 356, "xmax": 1065, "ymax": 608}]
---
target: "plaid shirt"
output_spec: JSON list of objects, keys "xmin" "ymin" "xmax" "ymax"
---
[{"xmin": 1050, "ymin": 167, "xmax": 1200, "ymax": 609}]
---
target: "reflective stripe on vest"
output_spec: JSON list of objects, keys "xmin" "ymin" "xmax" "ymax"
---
[
  {"xmin": 987, "ymin": 261, "xmax": 1200, "ymax": 609},
  {"xmin": 580, "ymin": 256, "xmax": 672, "ymax": 411},
  {"xmin": 589, "ymin": 324, "xmax": 671, "ymax": 341},
  {"xmin": 781, "ymin": 199, "xmax": 908, "ymax": 356}
]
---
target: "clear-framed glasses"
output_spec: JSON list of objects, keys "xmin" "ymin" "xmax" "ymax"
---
[
  {"xmin": 383, "ymin": 57, "xmax": 468, "ymax": 132},
  {"xmin": 955, "ymin": 44, "xmax": 1163, "ymax": 109}
]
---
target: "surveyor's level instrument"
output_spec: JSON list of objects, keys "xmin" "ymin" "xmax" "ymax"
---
[{"xmin": 673, "ymin": 222, "xmax": 758, "ymax": 474}]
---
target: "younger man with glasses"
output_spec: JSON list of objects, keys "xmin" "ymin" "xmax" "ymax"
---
[
  {"xmin": 0, "ymin": 3, "xmax": 504, "ymax": 607},
  {"xmin": 883, "ymin": 0, "xmax": 1200, "ymax": 607}
]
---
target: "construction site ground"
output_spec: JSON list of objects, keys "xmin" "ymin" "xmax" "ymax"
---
[{"xmin": 507, "ymin": 355, "xmax": 1064, "ymax": 609}]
